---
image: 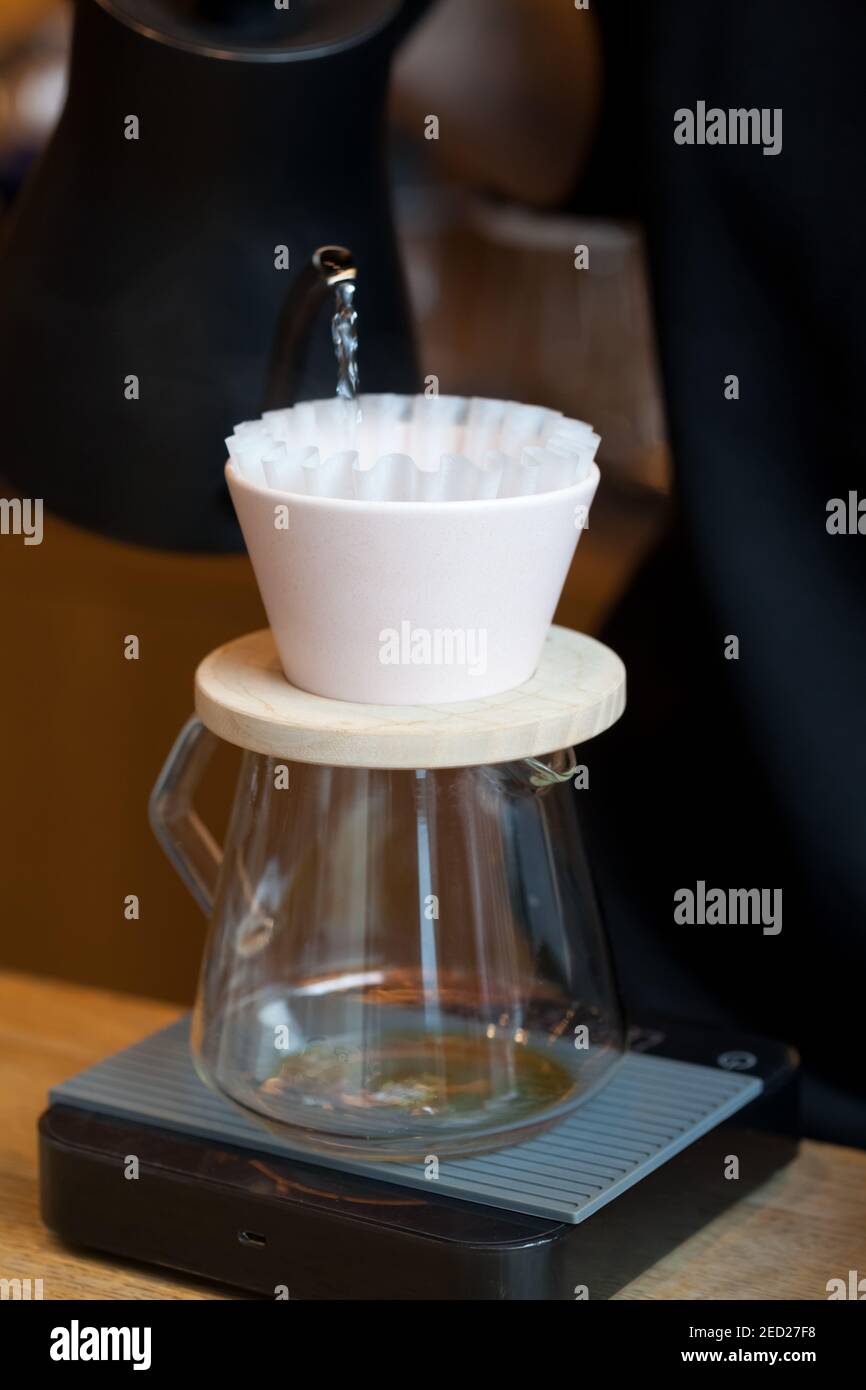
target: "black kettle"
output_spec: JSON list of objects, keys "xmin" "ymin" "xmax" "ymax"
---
[{"xmin": 0, "ymin": 0, "xmax": 432, "ymax": 550}]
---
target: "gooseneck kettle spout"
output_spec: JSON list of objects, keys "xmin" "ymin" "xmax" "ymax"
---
[{"xmin": 264, "ymin": 246, "xmax": 358, "ymax": 410}]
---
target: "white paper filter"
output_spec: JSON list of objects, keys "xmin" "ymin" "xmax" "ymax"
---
[{"xmin": 226, "ymin": 394, "xmax": 600, "ymax": 502}]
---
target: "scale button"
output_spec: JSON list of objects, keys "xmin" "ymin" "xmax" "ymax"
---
[{"xmin": 716, "ymin": 1049, "xmax": 758, "ymax": 1071}]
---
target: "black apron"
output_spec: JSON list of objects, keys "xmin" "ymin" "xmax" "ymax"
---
[{"xmin": 577, "ymin": 0, "xmax": 866, "ymax": 1145}]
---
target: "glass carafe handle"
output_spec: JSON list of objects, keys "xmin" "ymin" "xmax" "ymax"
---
[
  {"xmin": 149, "ymin": 715, "xmax": 222, "ymax": 916},
  {"xmin": 525, "ymin": 749, "xmax": 579, "ymax": 787}
]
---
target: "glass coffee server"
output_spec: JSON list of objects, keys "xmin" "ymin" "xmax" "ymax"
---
[{"xmin": 150, "ymin": 628, "xmax": 627, "ymax": 1161}]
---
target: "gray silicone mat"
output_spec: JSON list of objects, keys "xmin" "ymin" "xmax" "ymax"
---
[{"xmin": 51, "ymin": 1018, "xmax": 762, "ymax": 1224}]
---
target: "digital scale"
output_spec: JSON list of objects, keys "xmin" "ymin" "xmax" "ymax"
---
[{"xmin": 40, "ymin": 1015, "xmax": 798, "ymax": 1300}]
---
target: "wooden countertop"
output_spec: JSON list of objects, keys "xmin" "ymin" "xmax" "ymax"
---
[{"xmin": 1, "ymin": 970, "xmax": 863, "ymax": 1300}]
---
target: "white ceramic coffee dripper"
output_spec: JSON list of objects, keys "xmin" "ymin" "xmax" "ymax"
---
[{"xmin": 225, "ymin": 393, "xmax": 600, "ymax": 704}]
